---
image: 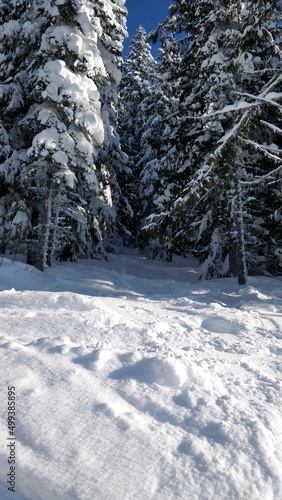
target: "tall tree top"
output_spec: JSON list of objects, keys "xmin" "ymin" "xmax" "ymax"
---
[{"xmin": 124, "ymin": 25, "xmax": 155, "ymax": 77}]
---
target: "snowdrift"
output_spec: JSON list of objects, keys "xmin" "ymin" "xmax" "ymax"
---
[{"xmin": 0, "ymin": 250, "xmax": 281, "ymax": 499}]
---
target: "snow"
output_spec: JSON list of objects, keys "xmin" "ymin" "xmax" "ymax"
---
[
  {"xmin": 52, "ymin": 151, "xmax": 68, "ymax": 166},
  {"xmin": 75, "ymin": 110, "xmax": 104, "ymax": 143},
  {"xmin": 9, "ymin": 211, "xmax": 30, "ymax": 238},
  {"xmin": 265, "ymin": 92, "xmax": 282, "ymax": 101},
  {"xmin": 0, "ymin": 248, "xmax": 282, "ymax": 499},
  {"xmin": 39, "ymin": 60, "xmax": 103, "ymax": 119},
  {"xmin": 76, "ymin": 134, "xmax": 94, "ymax": 159},
  {"xmin": 0, "ymin": 20, "xmax": 21, "ymax": 38},
  {"xmin": 59, "ymin": 169, "xmax": 76, "ymax": 189},
  {"xmin": 28, "ymin": 128, "xmax": 58, "ymax": 157},
  {"xmin": 41, "ymin": 25, "xmax": 105, "ymax": 78},
  {"xmin": 237, "ymin": 52, "xmax": 254, "ymax": 73}
]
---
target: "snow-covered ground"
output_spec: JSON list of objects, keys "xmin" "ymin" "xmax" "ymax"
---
[{"xmin": 0, "ymin": 249, "xmax": 281, "ymax": 500}]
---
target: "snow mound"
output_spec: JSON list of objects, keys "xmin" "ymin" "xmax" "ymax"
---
[
  {"xmin": 73, "ymin": 348, "xmax": 113, "ymax": 370},
  {"xmin": 110, "ymin": 356, "xmax": 187, "ymax": 387}
]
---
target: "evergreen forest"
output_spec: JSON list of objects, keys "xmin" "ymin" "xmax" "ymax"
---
[{"xmin": 1, "ymin": 0, "xmax": 282, "ymax": 285}]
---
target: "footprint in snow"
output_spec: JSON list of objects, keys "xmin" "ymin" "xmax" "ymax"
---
[
  {"xmin": 0, "ymin": 340, "xmax": 25, "ymax": 350},
  {"xmin": 93, "ymin": 402, "xmax": 115, "ymax": 418},
  {"xmin": 201, "ymin": 317, "xmax": 240, "ymax": 334},
  {"xmin": 72, "ymin": 348, "xmax": 112, "ymax": 370},
  {"xmin": 93, "ymin": 403, "xmax": 134, "ymax": 432},
  {"xmin": 201, "ymin": 421, "xmax": 230, "ymax": 445},
  {"xmin": 25, "ymin": 337, "xmax": 52, "ymax": 348}
]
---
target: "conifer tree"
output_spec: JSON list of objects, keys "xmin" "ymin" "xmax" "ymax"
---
[
  {"xmin": 119, "ymin": 25, "xmax": 155, "ymax": 238},
  {"xmin": 138, "ymin": 32, "xmax": 181, "ymax": 255},
  {"xmin": 144, "ymin": 0, "xmax": 282, "ymax": 283},
  {"xmin": 0, "ymin": 0, "xmax": 129, "ymax": 269}
]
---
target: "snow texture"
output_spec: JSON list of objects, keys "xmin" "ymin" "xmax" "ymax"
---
[{"xmin": 0, "ymin": 248, "xmax": 281, "ymax": 499}]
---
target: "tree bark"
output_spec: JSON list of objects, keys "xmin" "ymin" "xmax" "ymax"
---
[
  {"xmin": 35, "ymin": 176, "xmax": 52, "ymax": 272},
  {"xmin": 46, "ymin": 200, "xmax": 59, "ymax": 267},
  {"xmin": 235, "ymin": 181, "xmax": 247, "ymax": 285}
]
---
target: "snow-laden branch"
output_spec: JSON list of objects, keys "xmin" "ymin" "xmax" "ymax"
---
[
  {"xmin": 145, "ymin": 211, "xmax": 169, "ymax": 224},
  {"xmin": 215, "ymin": 109, "xmax": 250, "ymax": 155},
  {"xmin": 243, "ymin": 68, "xmax": 279, "ymax": 75},
  {"xmin": 259, "ymin": 71, "xmax": 282, "ymax": 99},
  {"xmin": 185, "ymin": 100, "xmax": 256, "ymax": 120},
  {"xmin": 184, "ymin": 110, "xmax": 251, "ymax": 188},
  {"xmin": 263, "ymin": 28, "xmax": 282, "ymax": 61},
  {"xmin": 260, "ymin": 120, "xmax": 282, "ymax": 135},
  {"xmin": 187, "ymin": 110, "xmax": 282, "ymax": 189},
  {"xmin": 240, "ymin": 164, "xmax": 282, "ymax": 186},
  {"xmin": 240, "ymin": 137, "xmax": 282, "ymax": 163},
  {"xmin": 239, "ymin": 137, "xmax": 282, "ymax": 186},
  {"xmin": 185, "ymin": 72, "xmax": 282, "ymax": 122},
  {"xmin": 233, "ymin": 91, "xmax": 282, "ymax": 112},
  {"xmin": 188, "ymin": 70, "xmax": 282, "ymax": 184}
]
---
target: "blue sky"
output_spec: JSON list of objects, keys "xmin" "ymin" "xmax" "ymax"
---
[{"xmin": 123, "ymin": 0, "xmax": 172, "ymax": 56}]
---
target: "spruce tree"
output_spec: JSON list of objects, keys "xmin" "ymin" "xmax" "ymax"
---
[
  {"xmin": 0, "ymin": 0, "xmax": 129, "ymax": 269},
  {"xmin": 138, "ymin": 32, "xmax": 181, "ymax": 256},
  {"xmin": 118, "ymin": 25, "xmax": 155, "ymax": 239},
  {"xmin": 144, "ymin": 0, "xmax": 282, "ymax": 283}
]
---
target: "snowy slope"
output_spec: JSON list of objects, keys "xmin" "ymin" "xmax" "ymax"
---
[{"xmin": 0, "ymin": 250, "xmax": 281, "ymax": 500}]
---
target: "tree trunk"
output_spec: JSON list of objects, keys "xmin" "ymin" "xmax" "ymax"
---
[
  {"xmin": 46, "ymin": 200, "xmax": 59, "ymax": 267},
  {"xmin": 35, "ymin": 176, "xmax": 52, "ymax": 272},
  {"xmin": 234, "ymin": 181, "xmax": 247, "ymax": 285}
]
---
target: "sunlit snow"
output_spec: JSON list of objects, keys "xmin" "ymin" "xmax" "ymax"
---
[{"xmin": 0, "ymin": 249, "xmax": 281, "ymax": 499}]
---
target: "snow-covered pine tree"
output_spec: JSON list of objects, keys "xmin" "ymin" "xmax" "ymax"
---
[
  {"xmin": 92, "ymin": 0, "xmax": 133, "ymax": 248},
  {"xmin": 0, "ymin": 0, "xmax": 129, "ymax": 270},
  {"xmin": 118, "ymin": 25, "xmax": 155, "ymax": 239},
  {"xmin": 143, "ymin": 0, "xmax": 282, "ymax": 283},
  {"xmin": 138, "ymin": 31, "xmax": 181, "ymax": 256},
  {"xmin": 140, "ymin": 1, "xmax": 198, "ymax": 260},
  {"xmin": 181, "ymin": 0, "xmax": 282, "ymax": 283}
]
